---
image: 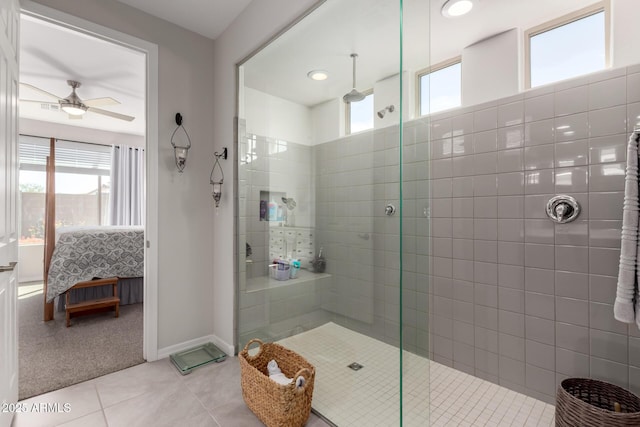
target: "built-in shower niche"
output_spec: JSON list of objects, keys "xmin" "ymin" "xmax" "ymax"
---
[
  {"xmin": 259, "ymin": 190, "xmax": 288, "ymax": 224},
  {"xmin": 246, "ymin": 225, "xmax": 328, "ymax": 291}
]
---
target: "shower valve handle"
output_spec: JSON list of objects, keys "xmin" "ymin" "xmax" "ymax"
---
[
  {"xmin": 385, "ymin": 204, "xmax": 396, "ymax": 216},
  {"xmin": 545, "ymin": 195, "xmax": 580, "ymax": 224}
]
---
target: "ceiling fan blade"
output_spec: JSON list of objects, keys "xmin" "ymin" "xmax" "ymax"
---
[
  {"xmin": 19, "ymin": 82, "xmax": 61, "ymax": 101},
  {"xmin": 84, "ymin": 97, "xmax": 121, "ymax": 108},
  {"xmin": 87, "ymin": 106, "xmax": 135, "ymax": 122}
]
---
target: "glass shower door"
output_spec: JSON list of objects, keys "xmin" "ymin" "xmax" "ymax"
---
[{"xmin": 236, "ymin": 0, "xmax": 429, "ymax": 425}]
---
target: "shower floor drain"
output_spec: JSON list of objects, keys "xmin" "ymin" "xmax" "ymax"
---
[{"xmin": 348, "ymin": 362, "xmax": 364, "ymax": 371}]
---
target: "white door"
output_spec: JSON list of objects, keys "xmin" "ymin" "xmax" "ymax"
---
[{"xmin": 0, "ymin": 0, "xmax": 20, "ymax": 426}]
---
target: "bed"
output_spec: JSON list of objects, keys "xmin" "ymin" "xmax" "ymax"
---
[{"xmin": 45, "ymin": 225, "xmax": 144, "ymax": 312}]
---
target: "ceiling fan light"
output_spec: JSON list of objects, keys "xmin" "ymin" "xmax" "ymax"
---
[
  {"xmin": 60, "ymin": 103, "xmax": 87, "ymax": 116},
  {"xmin": 441, "ymin": 0, "xmax": 474, "ymax": 18}
]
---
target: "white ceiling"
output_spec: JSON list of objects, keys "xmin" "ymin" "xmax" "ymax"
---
[
  {"xmin": 19, "ymin": 15, "xmax": 146, "ymax": 135},
  {"xmin": 242, "ymin": 0, "xmax": 602, "ymax": 107},
  {"xmin": 116, "ymin": 0, "xmax": 253, "ymax": 40}
]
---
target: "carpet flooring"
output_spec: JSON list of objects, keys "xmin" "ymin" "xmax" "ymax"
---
[{"xmin": 18, "ymin": 282, "xmax": 145, "ymax": 400}]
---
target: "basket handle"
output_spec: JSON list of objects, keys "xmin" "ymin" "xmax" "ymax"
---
[
  {"xmin": 242, "ymin": 338, "xmax": 264, "ymax": 359},
  {"xmin": 292, "ymin": 367, "xmax": 313, "ymax": 392}
]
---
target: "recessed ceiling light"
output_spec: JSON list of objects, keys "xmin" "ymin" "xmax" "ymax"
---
[
  {"xmin": 441, "ymin": 0, "xmax": 474, "ymax": 18},
  {"xmin": 307, "ymin": 70, "xmax": 329, "ymax": 81}
]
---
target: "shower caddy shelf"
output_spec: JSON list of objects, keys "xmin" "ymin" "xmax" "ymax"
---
[{"xmin": 246, "ymin": 269, "xmax": 331, "ymax": 293}]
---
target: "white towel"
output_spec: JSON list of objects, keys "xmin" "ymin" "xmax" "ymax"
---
[
  {"xmin": 615, "ymin": 131, "xmax": 640, "ymax": 328},
  {"xmin": 269, "ymin": 372, "xmax": 293, "ymax": 385},
  {"xmin": 267, "ymin": 359, "xmax": 305, "ymax": 387}
]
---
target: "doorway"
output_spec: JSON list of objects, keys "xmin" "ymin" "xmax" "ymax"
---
[{"xmin": 16, "ymin": 2, "xmax": 159, "ymax": 399}]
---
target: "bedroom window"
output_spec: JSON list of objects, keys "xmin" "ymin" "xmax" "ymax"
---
[
  {"xmin": 418, "ymin": 59, "xmax": 462, "ymax": 116},
  {"xmin": 19, "ymin": 135, "xmax": 112, "ymax": 244},
  {"xmin": 525, "ymin": 2, "xmax": 609, "ymax": 88},
  {"xmin": 346, "ymin": 90, "xmax": 374, "ymax": 134}
]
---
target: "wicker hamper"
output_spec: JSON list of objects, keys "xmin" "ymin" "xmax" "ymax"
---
[
  {"xmin": 556, "ymin": 378, "xmax": 640, "ymax": 426},
  {"xmin": 239, "ymin": 339, "xmax": 315, "ymax": 427}
]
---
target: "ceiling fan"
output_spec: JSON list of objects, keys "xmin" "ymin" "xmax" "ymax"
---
[{"xmin": 19, "ymin": 80, "xmax": 135, "ymax": 122}]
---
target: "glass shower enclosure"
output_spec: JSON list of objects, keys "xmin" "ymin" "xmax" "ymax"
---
[
  {"xmin": 236, "ymin": 0, "xmax": 431, "ymax": 425},
  {"xmin": 236, "ymin": 0, "xmax": 640, "ymax": 424}
]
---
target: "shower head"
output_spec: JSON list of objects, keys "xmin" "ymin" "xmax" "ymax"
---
[
  {"xmin": 343, "ymin": 53, "xmax": 365, "ymax": 103},
  {"xmin": 377, "ymin": 105, "xmax": 395, "ymax": 119},
  {"xmin": 282, "ymin": 197, "xmax": 296, "ymax": 210},
  {"xmin": 343, "ymin": 88, "xmax": 366, "ymax": 103}
]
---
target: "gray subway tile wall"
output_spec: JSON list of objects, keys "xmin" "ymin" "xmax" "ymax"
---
[
  {"xmin": 242, "ymin": 65, "xmax": 640, "ymax": 407},
  {"xmin": 236, "ymin": 127, "xmax": 334, "ymax": 345},
  {"xmin": 427, "ymin": 65, "xmax": 640, "ymax": 404}
]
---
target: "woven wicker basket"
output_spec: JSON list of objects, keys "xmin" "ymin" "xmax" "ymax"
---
[
  {"xmin": 556, "ymin": 378, "xmax": 640, "ymax": 426},
  {"xmin": 239, "ymin": 339, "xmax": 315, "ymax": 427}
]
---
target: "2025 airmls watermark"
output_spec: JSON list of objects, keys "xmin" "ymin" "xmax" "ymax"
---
[{"xmin": 2, "ymin": 402, "xmax": 71, "ymax": 413}]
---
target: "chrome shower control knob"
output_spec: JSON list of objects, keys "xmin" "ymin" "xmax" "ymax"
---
[
  {"xmin": 385, "ymin": 204, "xmax": 396, "ymax": 216},
  {"xmin": 545, "ymin": 195, "xmax": 580, "ymax": 224}
]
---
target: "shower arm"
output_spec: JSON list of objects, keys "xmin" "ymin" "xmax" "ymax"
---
[{"xmin": 351, "ymin": 53, "xmax": 358, "ymax": 89}]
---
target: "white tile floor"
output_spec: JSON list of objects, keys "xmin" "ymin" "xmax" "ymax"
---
[
  {"xmin": 12, "ymin": 322, "xmax": 556, "ymax": 426},
  {"xmin": 11, "ymin": 358, "xmax": 330, "ymax": 427},
  {"xmin": 278, "ymin": 322, "xmax": 556, "ymax": 427}
]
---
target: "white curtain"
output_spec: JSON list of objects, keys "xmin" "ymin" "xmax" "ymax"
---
[{"xmin": 109, "ymin": 145, "xmax": 145, "ymax": 226}]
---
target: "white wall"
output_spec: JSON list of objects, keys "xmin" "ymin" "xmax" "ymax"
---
[
  {"xmin": 244, "ymin": 87, "xmax": 312, "ymax": 145},
  {"xmin": 212, "ymin": 0, "xmax": 320, "ymax": 351},
  {"xmin": 33, "ymin": 0, "xmax": 217, "ymax": 352},
  {"xmin": 20, "ymin": 118, "xmax": 145, "ymax": 147},
  {"xmin": 462, "ymin": 29, "xmax": 520, "ymax": 107},
  {"xmin": 310, "ymin": 98, "xmax": 342, "ymax": 145},
  {"xmin": 611, "ymin": 0, "xmax": 640, "ymax": 67},
  {"xmin": 18, "ymin": 244, "xmax": 43, "ymax": 283}
]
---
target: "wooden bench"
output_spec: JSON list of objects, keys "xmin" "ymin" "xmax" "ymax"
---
[{"xmin": 65, "ymin": 277, "xmax": 120, "ymax": 327}]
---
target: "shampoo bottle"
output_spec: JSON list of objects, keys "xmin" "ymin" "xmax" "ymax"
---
[
  {"xmin": 268, "ymin": 198, "xmax": 277, "ymax": 221},
  {"xmin": 259, "ymin": 200, "xmax": 267, "ymax": 221}
]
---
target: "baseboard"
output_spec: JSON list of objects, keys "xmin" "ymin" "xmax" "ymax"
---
[
  {"xmin": 18, "ymin": 275, "xmax": 43, "ymax": 284},
  {"xmin": 209, "ymin": 335, "xmax": 235, "ymax": 357},
  {"xmin": 157, "ymin": 334, "xmax": 234, "ymax": 360}
]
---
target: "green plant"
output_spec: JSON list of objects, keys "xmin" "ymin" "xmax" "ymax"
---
[{"xmin": 19, "ymin": 183, "xmax": 44, "ymax": 193}]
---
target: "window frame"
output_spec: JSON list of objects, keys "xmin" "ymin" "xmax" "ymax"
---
[
  {"xmin": 415, "ymin": 56, "xmax": 462, "ymax": 117},
  {"xmin": 18, "ymin": 135, "xmax": 113, "ymax": 230},
  {"xmin": 345, "ymin": 88, "xmax": 374, "ymax": 135},
  {"xmin": 524, "ymin": 1, "xmax": 610, "ymax": 89}
]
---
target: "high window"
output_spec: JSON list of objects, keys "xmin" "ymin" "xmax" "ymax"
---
[
  {"xmin": 418, "ymin": 59, "xmax": 462, "ymax": 116},
  {"xmin": 347, "ymin": 90, "xmax": 374, "ymax": 134},
  {"xmin": 526, "ymin": 2, "xmax": 609, "ymax": 88}
]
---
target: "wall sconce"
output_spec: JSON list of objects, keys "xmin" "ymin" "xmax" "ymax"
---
[
  {"xmin": 210, "ymin": 147, "xmax": 227, "ymax": 209},
  {"xmin": 170, "ymin": 113, "xmax": 191, "ymax": 173}
]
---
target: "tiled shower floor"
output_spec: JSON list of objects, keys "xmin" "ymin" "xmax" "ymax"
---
[{"xmin": 278, "ymin": 322, "xmax": 555, "ymax": 426}]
